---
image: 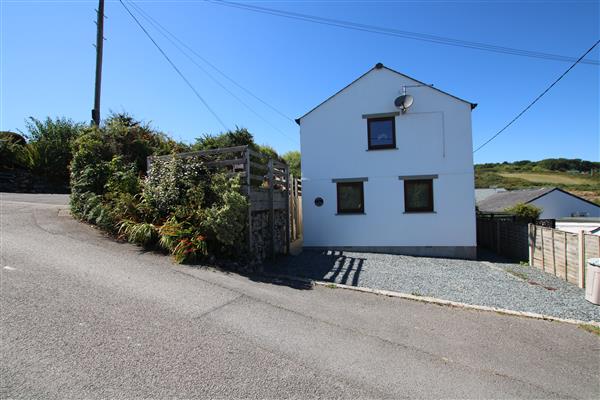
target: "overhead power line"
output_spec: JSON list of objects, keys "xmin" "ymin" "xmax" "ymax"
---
[
  {"xmin": 206, "ymin": 0, "xmax": 599, "ymax": 66},
  {"xmin": 473, "ymin": 39, "xmax": 600, "ymax": 154},
  {"xmin": 125, "ymin": 0, "xmax": 298, "ymax": 143},
  {"xmin": 129, "ymin": 1, "xmax": 295, "ymax": 124},
  {"xmin": 118, "ymin": 0, "xmax": 229, "ymax": 131}
]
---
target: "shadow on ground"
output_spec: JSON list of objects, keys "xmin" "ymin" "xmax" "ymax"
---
[{"xmin": 264, "ymin": 250, "xmax": 367, "ymax": 286}]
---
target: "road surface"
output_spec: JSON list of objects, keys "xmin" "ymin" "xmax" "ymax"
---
[{"xmin": 1, "ymin": 193, "xmax": 599, "ymax": 398}]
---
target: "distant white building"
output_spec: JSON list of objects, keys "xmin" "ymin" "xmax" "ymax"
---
[
  {"xmin": 556, "ymin": 218, "xmax": 600, "ymax": 236},
  {"xmin": 297, "ymin": 63, "xmax": 477, "ymax": 259},
  {"xmin": 477, "ymin": 187, "xmax": 600, "ymax": 219}
]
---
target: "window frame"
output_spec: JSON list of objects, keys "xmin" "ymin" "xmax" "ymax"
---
[
  {"xmin": 367, "ymin": 116, "xmax": 397, "ymax": 150},
  {"xmin": 403, "ymin": 179, "xmax": 434, "ymax": 213},
  {"xmin": 336, "ymin": 181, "xmax": 365, "ymax": 214}
]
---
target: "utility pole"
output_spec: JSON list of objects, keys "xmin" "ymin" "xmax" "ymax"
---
[{"xmin": 92, "ymin": 0, "xmax": 105, "ymax": 126}]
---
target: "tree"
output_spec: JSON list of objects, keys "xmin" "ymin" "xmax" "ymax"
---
[{"xmin": 282, "ymin": 150, "xmax": 301, "ymax": 177}]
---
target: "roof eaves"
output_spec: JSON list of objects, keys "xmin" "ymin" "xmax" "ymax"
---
[
  {"xmin": 381, "ymin": 65, "xmax": 477, "ymax": 109},
  {"xmin": 530, "ymin": 187, "xmax": 600, "ymax": 209},
  {"xmin": 295, "ymin": 64, "xmax": 379, "ymax": 125}
]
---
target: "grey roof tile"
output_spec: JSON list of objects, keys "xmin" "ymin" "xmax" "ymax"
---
[{"xmin": 477, "ymin": 187, "xmax": 555, "ymax": 212}]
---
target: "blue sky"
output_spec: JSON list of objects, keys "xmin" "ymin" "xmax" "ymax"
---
[{"xmin": 1, "ymin": 0, "xmax": 598, "ymax": 163}]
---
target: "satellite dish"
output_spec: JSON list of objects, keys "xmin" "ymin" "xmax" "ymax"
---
[{"xmin": 394, "ymin": 94, "xmax": 414, "ymax": 113}]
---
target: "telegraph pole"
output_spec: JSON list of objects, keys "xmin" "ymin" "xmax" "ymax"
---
[{"xmin": 92, "ymin": 0, "xmax": 105, "ymax": 126}]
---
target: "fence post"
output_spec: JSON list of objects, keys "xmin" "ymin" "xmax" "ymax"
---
[
  {"xmin": 268, "ymin": 158, "xmax": 275, "ymax": 260},
  {"xmin": 496, "ymin": 221, "xmax": 501, "ymax": 254},
  {"xmin": 551, "ymin": 228, "xmax": 556, "ymax": 275},
  {"xmin": 541, "ymin": 227, "xmax": 546, "ymax": 271},
  {"xmin": 563, "ymin": 231, "xmax": 568, "ymax": 281},
  {"xmin": 528, "ymin": 223, "xmax": 533, "ymax": 266},
  {"xmin": 578, "ymin": 230, "xmax": 585, "ymax": 288},
  {"xmin": 244, "ymin": 147, "xmax": 253, "ymax": 260}
]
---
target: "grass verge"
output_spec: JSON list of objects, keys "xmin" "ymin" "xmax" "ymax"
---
[{"xmin": 579, "ymin": 324, "xmax": 600, "ymax": 336}]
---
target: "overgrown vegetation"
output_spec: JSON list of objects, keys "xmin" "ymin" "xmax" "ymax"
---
[
  {"xmin": 1, "ymin": 118, "xmax": 84, "ymax": 187},
  {"xmin": 475, "ymin": 158, "xmax": 600, "ymax": 204},
  {"xmin": 70, "ymin": 114, "xmax": 251, "ymax": 263},
  {"xmin": 504, "ymin": 202, "xmax": 542, "ymax": 220}
]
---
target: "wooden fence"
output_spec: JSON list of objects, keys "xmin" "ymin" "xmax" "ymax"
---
[
  {"xmin": 528, "ymin": 224, "xmax": 600, "ymax": 288},
  {"xmin": 148, "ymin": 145, "xmax": 302, "ymax": 262},
  {"xmin": 476, "ymin": 214, "xmax": 530, "ymax": 261},
  {"xmin": 289, "ymin": 176, "xmax": 302, "ymax": 242}
]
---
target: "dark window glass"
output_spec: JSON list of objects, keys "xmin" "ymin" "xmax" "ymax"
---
[
  {"xmin": 367, "ymin": 117, "xmax": 396, "ymax": 149},
  {"xmin": 404, "ymin": 179, "xmax": 434, "ymax": 212},
  {"xmin": 336, "ymin": 182, "xmax": 364, "ymax": 214}
]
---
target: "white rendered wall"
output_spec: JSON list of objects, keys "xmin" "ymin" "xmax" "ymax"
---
[
  {"xmin": 531, "ymin": 190, "xmax": 600, "ymax": 219},
  {"xmin": 299, "ymin": 67, "xmax": 476, "ymax": 249}
]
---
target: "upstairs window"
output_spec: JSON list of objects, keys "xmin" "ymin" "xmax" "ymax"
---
[
  {"xmin": 404, "ymin": 179, "xmax": 434, "ymax": 212},
  {"xmin": 336, "ymin": 181, "xmax": 365, "ymax": 214},
  {"xmin": 367, "ymin": 116, "xmax": 396, "ymax": 150}
]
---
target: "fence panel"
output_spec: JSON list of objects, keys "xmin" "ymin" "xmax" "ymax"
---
[
  {"xmin": 147, "ymin": 145, "xmax": 299, "ymax": 263},
  {"xmin": 476, "ymin": 216, "xmax": 529, "ymax": 261},
  {"xmin": 584, "ymin": 234, "xmax": 600, "ymax": 263},
  {"xmin": 529, "ymin": 224, "xmax": 599, "ymax": 288}
]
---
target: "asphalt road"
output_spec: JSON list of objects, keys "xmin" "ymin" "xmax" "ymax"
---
[{"xmin": 1, "ymin": 192, "xmax": 599, "ymax": 399}]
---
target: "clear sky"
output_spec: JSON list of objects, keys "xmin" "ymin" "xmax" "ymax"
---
[{"xmin": 1, "ymin": 0, "xmax": 599, "ymax": 163}]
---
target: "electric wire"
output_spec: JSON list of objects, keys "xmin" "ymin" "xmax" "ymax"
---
[
  {"xmin": 206, "ymin": 0, "xmax": 599, "ymax": 66},
  {"xmin": 473, "ymin": 39, "xmax": 600, "ymax": 153},
  {"xmin": 130, "ymin": 0, "xmax": 296, "ymax": 123},
  {"xmin": 125, "ymin": 0, "xmax": 298, "ymax": 143},
  {"xmin": 119, "ymin": 0, "xmax": 230, "ymax": 131}
]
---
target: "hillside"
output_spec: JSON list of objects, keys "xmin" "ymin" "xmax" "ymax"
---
[{"xmin": 475, "ymin": 158, "xmax": 600, "ymax": 204}]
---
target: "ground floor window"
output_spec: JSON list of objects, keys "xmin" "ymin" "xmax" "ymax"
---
[
  {"xmin": 404, "ymin": 179, "xmax": 434, "ymax": 212},
  {"xmin": 336, "ymin": 181, "xmax": 365, "ymax": 214}
]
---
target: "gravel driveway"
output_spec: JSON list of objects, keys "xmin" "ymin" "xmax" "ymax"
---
[{"xmin": 266, "ymin": 249, "xmax": 600, "ymax": 323}]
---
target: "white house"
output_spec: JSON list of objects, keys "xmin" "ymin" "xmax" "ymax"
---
[
  {"xmin": 296, "ymin": 63, "xmax": 478, "ymax": 259},
  {"xmin": 477, "ymin": 187, "xmax": 600, "ymax": 219}
]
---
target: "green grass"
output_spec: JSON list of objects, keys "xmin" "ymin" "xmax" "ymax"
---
[
  {"xmin": 497, "ymin": 172, "xmax": 595, "ymax": 185},
  {"xmin": 475, "ymin": 168, "xmax": 600, "ymax": 204},
  {"xmin": 325, "ymin": 283, "xmax": 337, "ymax": 289},
  {"xmin": 579, "ymin": 324, "xmax": 600, "ymax": 336}
]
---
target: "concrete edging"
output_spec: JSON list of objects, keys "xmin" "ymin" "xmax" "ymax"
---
[{"xmin": 263, "ymin": 273, "xmax": 600, "ymax": 327}]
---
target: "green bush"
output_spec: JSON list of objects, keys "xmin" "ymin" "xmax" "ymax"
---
[
  {"xmin": 505, "ymin": 203, "xmax": 542, "ymax": 220},
  {"xmin": 70, "ymin": 114, "xmax": 251, "ymax": 264},
  {"xmin": 143, "ymin": 155, "xmax": 207, "ymax": 218},
  {"xmin": 23, "ymin": 117, "xmax": 83, "ymax": 185}
]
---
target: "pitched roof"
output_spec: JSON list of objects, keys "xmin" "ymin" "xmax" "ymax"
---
[
  {"xmin": 475, "ymin": 188, "xmax": 507, "ymax": 203},
  {"xmin": 477, "ymin": 187, "xmax": 555, "ymax": 212},
  {"xmin": 295, "ymin": 63, "xmax": 477, "ymax": 125}
]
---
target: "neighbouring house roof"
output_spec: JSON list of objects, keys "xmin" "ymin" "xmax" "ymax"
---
[
  {"xmin": 477, "ymin": 187, "xmax": 556, "ymax": 212},
  {"xmin": 295, "ymin": 63, "xmax": 477, "ymax": 125},
  {"xmin": 477, "ymin": 187, "xmax": 600, "ymax": 213},
  {"xmin": 475, "ymin": 188, "xmax": 507, "ymax": 203}
]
